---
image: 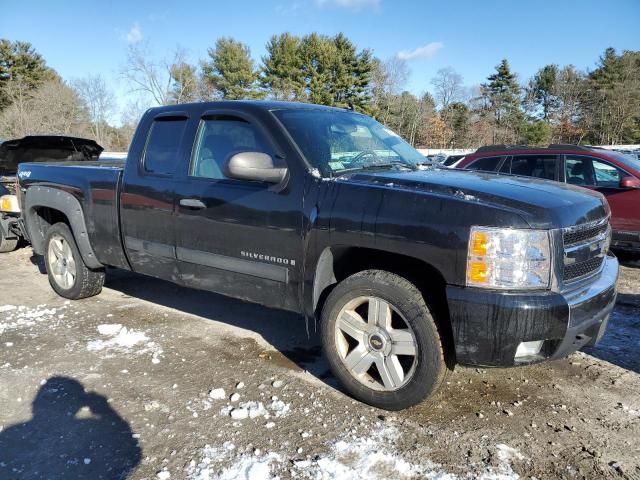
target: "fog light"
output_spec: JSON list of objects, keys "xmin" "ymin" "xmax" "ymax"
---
[{"xmin": 515, "ymin": 340, "xmax": 544, "ymax": 359}]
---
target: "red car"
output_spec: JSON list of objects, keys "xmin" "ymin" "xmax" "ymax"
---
[{"xmin": 455, "ymin": 144, "xmax": 640, "ymax": 253}]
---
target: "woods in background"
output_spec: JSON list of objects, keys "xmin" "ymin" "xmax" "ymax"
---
[{"xmin": 1, "ymin": 35, "xmax": 638, "ymax": 151}]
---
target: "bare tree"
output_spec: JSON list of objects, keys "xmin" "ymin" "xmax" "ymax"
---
[
  {"xmin": 384, "ymin": 57, "xmax": 410, "ymax": 95},
  {"xmin": 431, "ymin": 67, "xmax": 464, "ymax": 112},
  {"xmin": 122, "ymin": 44, "xmax": 208, "ymax": 107},
  {"xmin": 72, "ymin": 75, "xmax": 115, "ymax": 148},
  {"xmin": 0, "ymin": 80, "xmax": 90, "ymax": 138},
  {"xmin": 121, "ymin": 43, "xmax": 173, "ymax": 106}
]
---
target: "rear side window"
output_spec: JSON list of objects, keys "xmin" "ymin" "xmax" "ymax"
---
[
  {"xmin": 565, "ymin": 156, "xmax": 595, "ymax": 186},
  {"xmin": 143, "ymin": 119, "xmax": 188, "ymax": 175},
  {"xmin": 466, "ymin": 156, "xmax": 502, "ymax": 172},
  {"xmin": 508, "ymin": 155, "xmax": 558, "ymax": 180}
]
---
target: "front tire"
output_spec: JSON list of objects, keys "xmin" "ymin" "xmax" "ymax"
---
[
  {"xmin": 44, "ymin": 223, "xmax": 105, "ymax": 299},
  {"xmin": 321, "ymin": 270, "xmax": 447, "ymax": 410},
  {"xmin": 0, "ymin": 228, "xmax": 18, "ymax": 253}
]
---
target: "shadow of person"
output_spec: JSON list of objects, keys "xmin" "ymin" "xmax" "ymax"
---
[{"xmin": 0, "ymin": 376, "xmax": 141, "ymax": 480}]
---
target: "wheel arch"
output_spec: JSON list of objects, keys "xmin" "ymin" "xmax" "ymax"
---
[
  {"xmin": 24, "ymin": 186, "xmax": 102, "ymax": 269},
  {"xmin": 310, "ymin": 246, "xmax": 455, "ymax": 365}
]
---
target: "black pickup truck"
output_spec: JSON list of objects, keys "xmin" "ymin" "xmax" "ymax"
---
[{"xmin": 17, "ymin": 101, "xmax": 618, "ymax": 410}]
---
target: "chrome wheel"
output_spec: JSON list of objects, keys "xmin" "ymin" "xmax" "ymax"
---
[
  {"xmin": 47, "ymin": 234, "xmax": 76, "ymax": 290},
  {"xmin": 334, "ymin": 296, "xmax": 418, "ymax": 391}
]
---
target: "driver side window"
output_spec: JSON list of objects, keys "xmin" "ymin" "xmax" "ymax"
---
[{"xmin": 190, "ymin": 117, "xmax": 274, "ymax": 180}]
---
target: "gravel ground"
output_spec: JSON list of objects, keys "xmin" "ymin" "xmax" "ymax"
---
[{"xmin": 0, "ymin": 247, "xmax": 638, "ymax": 480}]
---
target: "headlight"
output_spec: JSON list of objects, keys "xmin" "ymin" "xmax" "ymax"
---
[
  {"xmin": 466, "ymin": 226, "xmax": 551, "ymax": 290},
  {"xmin": 0, "ymin": 195, "xmax": 20, "ymax": 213}
]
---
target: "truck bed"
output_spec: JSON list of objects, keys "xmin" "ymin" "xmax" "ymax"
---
[{"xmin": 18, "ymin": 161, "xmax": 129, "ymax": 269}]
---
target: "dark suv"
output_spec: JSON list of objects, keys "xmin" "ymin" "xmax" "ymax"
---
[{"xmin": 456, "ymin": 145, "xmax": 640, "ymax": 253}]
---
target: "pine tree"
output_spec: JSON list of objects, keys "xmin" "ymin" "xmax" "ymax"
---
[
  {"xmin": 202, "ymin": 38, "xmax": 262, "ymax": 100},
  {"xmin": 260, "ymin": 33, "xmax": 304, "ymax": 100},
  {"xmin": 0, "ymin": 39, "xmax": 58, "ymax": 109},
  {"xmin": 528, "ymin": 64, "xmax": 558, "ymax": 120},
  {"xmin": 482, "ymin": 59, "xmax": 523, "ymax": 142}
]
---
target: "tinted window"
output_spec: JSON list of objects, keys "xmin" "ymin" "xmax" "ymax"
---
[
  {"xmin": 466, "ymin": 156, "xmax": 502, "ymax": 172},
  {"xmin": 190, "ymin": 118, "xmax": 274, "ymax": 180},
  {"xmin": 565, "ymin": 156, "xmax": 595, "ymax": 186},
  {"xmin": 592, "ymin": 158, "xmax": 624, "ymax": 187},
  {"xmin": 144, "ymin": 119, "xmax": 187, "ymax": 175},
  {"xmin": 508, "ymin": 155, "xmax": 558, "ymax": 180}
]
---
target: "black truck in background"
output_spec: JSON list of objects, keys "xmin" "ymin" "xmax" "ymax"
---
[
  {"xmin": 17, "ymin": 101, "xmax": 618, "ymax": 410},
  {"xmin": 0, "ymin": 136, "xmax": 103, "ymax": 252}
]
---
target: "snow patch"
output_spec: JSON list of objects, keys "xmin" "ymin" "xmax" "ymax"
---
[
  {"xmin": 88, "ymin": 324, "xmax": 148, "ymax": 349},
  {"xmin": 88, "ymin": 324, "xmax": 162, "ymax": 362},
  {"xmin": 294, "ymin": 425, "xmax": 452, "ymax": 480},
  {"xmin": 208, "ymin": 388, "xmax": 226, "ymax": 400},
  {"xmin": 482, "ymin": 444, "xmax": 526, "ymax": 479},
  {"xmin": 0, "ymin": 305, "xmax": 61, "ymax": 335},
  {"xmin": 219, "ymin": 398, "xmax": 291, "ymax": 420},
  {"xmin": 188, "ymin": 445, "xmax": 281, "ymax": 480}
]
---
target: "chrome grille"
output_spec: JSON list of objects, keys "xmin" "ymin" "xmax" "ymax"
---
[
  {"xmin": 563, "ymin": 221, "xmax": 608, "ymax": 246},
  {"xmin": 562, "ymin": 219, "xmax": 610, "ymax": 284},
  {"xmin": 564, "ymin": 256, "xmax": 605, "ymax": 281}
]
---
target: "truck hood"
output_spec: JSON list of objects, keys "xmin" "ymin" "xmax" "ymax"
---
[{"xmin": 340, "ymin": 168, "xmax": 608, "ymax": 229}]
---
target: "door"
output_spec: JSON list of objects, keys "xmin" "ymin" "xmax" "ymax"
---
[
  {"xmin": 564, "ymin": 155, "xmax": 640, "ymax": 233},
  {"xmin": 120, "ymin": 113, "xmax": 190, "ymax": 281},
  {"xmin": 173, "ymin": 112, "xmax": 304, "ymax": 311}
]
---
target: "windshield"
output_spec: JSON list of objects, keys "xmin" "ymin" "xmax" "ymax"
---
[
  {"xmin": 273, "ymin": 109, "xmax": 425, "ymax": 177},
  {"xmin": 607, "ymin": 151, "xmax": 640, "ymax": 173}
]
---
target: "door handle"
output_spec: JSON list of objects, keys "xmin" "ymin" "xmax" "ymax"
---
[{"xmin": 179, "ymin": 198, "xmax": 207, "ymax": 210}]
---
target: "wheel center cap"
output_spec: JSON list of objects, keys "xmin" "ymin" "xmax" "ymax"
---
[{"xmin": 369, "ymin": 334, "xmax": 385, "ymax": 351}]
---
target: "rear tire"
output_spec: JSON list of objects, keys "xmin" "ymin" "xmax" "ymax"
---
[
  {"xmin": 44, "ymin": 223, "xmax": 105, "ymax": 299},
  {"xmin": 0, "ymin": 229, "xmax": 18, "ymax": 253},
  {"xmin": 321, "ymin": 269, "xmax": 447, "ymax": 410}
]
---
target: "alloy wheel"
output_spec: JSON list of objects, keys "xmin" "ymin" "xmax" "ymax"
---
[
  {"xmin": 334, "ymin": 296, "xmax": 418, "ymax": 391},
  {"xmin": 47, "ymin": 234, "xmax": 77, "ymax": 290}
]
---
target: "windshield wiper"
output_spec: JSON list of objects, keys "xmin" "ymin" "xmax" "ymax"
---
[{"xmin": 358, "ymin": 161, "xmax": 416, "ymax": 171}]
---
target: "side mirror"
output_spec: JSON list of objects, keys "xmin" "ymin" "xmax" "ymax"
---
[
  {"xmin": 225, "ymin": 152, "xmax": 288, "ymax": 184},
  {"xmin": 619, "ymin": 176, "xmax": 640, "ymax": 189}
]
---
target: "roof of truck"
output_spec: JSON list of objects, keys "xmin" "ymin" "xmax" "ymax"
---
[{"xmin": 147, "ymin": 100, "xmax": 359, "ymax": 115}]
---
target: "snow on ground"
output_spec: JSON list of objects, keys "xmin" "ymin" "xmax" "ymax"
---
[
  {"xmin": 0, "ymin": 304, "xmax": 63, "ymax": 335},
  {"xmin": 87, "ymin": 323, "xmax": 163, "ymax": 363},
  {"xmin": 186, "ymin": 422, "xmax": 525, "ymax": 480}
]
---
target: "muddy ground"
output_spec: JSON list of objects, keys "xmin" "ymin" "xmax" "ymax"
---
[{"xmin": 0, "ymin": 247, "xmax": 638, "ymax": 480}]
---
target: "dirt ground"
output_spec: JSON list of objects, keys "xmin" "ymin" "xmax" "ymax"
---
[{"xmin": 0, "ymin": 247, "xmax": 638, "ymax": 480}]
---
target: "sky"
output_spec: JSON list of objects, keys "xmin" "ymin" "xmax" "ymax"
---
[{"xmin": 2, "ymin": 0, "xmax": 639, "ymax": 120}]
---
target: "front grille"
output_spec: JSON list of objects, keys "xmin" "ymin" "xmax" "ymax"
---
[
  {"xmin": 562, "ymin": 219, "xmax": 609, "ymax": 284},
  {"xmin": 563, "ymin": 221, "xmax": 608, "ymax": 246},
  {"xmin": 564, "ymin": 256, "xmax": 605, "ymax": 281}
]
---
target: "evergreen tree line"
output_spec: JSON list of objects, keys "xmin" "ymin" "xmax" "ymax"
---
[{"xmin": 1, "ymin": 35, "xmax": 639, "ymax": 150}]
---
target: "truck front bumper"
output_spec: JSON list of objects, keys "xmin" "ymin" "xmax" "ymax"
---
[{"xmin": 446, "ymin": 255, "xmax": 619, "ymax": 367}]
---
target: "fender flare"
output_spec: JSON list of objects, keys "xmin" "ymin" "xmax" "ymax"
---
[{"xmin": 24, "ymin": 186, "xmax": 102, "ymax": 269}]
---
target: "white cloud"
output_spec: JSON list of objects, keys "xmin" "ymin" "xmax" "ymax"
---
[
  {"xmin": 125, "ymin": 22, "xmax": 143, "ymax": 44},
  {"xmin": 315, "ymin": 0, "xmax": 381, "ymax": 10},
  {"xmin": 397, "ymin": 42, "xmax": 444, "ymax": 61}
]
